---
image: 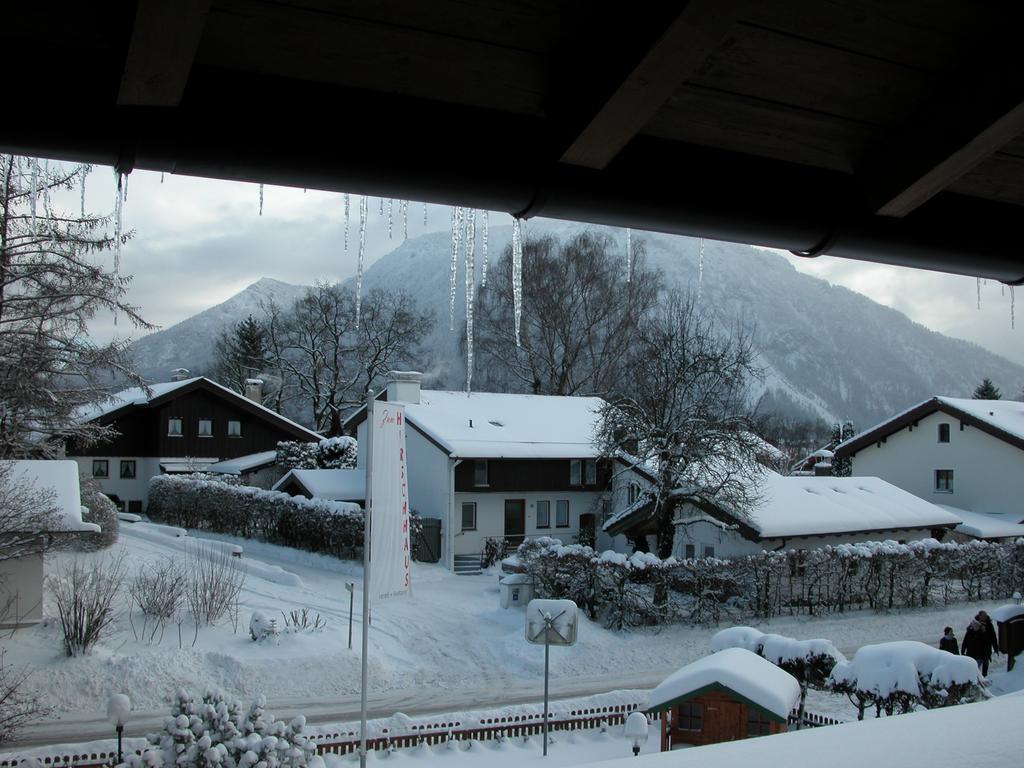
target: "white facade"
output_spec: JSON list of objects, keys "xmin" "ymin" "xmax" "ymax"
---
[
  {"xmin": 72, "ymin": 456, "xmax": 213, "ymax": 510},
  {"xmin": 847, "ymin": 409, "xmax": 1024, "ymax": 521},
  {"xmin": 596, "ymin": 461, "xmax": 656, "ymax": 553}
]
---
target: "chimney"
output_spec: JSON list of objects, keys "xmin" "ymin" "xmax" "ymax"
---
[
  {"xmin": 386, "ymin": 370, "xmax": 421, "ymax": 404},
  {"xmin": 170, "ymin": 368, "xmax": 191, "ymax": 382},
  {"xmin": 245, "ymin": 378, "xmax": 264, "ymax": 406}
]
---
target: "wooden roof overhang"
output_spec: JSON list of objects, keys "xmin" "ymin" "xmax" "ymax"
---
[{"xmin": 4, "ymin": 1, "xmax": 1023, "ymax": 282}]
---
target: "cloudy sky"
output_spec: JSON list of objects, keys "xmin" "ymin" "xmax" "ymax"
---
[{"xmin": 77, "ymin": 166, "xmax": 1021, "ymax": 366}]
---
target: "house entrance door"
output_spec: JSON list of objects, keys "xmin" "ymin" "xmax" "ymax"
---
[{"xmin": 504, "ymin": 499, "xmax": 526, "ymax": 547}]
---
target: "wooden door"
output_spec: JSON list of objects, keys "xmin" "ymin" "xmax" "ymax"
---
[
  {"xmin": 703, "ymin": 699, "xmax": 743, "ymax": 743},
  {"xmin": 504, "ymin": 499, "xmax": 526, "ymax": 546}
]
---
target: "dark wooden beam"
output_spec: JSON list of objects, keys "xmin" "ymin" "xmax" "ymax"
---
[
  {"xmin": 858, "ymin": 35, "xmax": 1024, "ymax": 218},
  {"xmin": 558, "ymin": 0, "xmax": 738, "ymax": 170},
  {"xmin": 118, "ymin": 0, "xmax": 211, "ymax": 106}
]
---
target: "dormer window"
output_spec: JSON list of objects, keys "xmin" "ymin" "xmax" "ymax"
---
[
  {"xmin": 168, "ymin": 417, "xmax": 183, "ymax": 437},
  {"xmin": 938, "ymin": 423, "xmax": 950, "ymax": 443},
  {"xmin": 198, "ymin": 418, "xmax": 213, "ymax": 437}
]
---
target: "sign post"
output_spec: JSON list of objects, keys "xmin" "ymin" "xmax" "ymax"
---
[{"xmin": 526, "ymin": 599, "xmax": 578, "ymax": 757}]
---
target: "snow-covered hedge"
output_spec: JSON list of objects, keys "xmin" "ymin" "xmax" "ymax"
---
[
  {"xmin": 121, "ymin": 688, "xmax": 322, "ymax": 768},
  {"xmin": 147, "ymin": 475, "xmax": 363, "ymax": 560},
  {"xmin": 516, "ymin": 536, "xmax": 1024, "ymax": 628}
]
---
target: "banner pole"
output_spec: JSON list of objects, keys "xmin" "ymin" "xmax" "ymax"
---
[{"xmin": 359, "ymin": 391, "xmax": 374, "ymax": 768}]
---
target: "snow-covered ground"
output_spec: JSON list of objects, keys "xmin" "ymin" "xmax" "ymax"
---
[{"xmin": 7, "ymin": 524, "xmax": 1019, "ymax": 746}]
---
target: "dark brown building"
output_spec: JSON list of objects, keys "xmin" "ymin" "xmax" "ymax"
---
[{"xmin": 68, "ymin": 376, "xmax": 321, "ymax": 511}]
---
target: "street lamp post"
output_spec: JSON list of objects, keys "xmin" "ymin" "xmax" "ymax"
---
[
  {"xmin": 106, "ymin": 694, "xmax": 132, "ymax": 764},
  {"xmin": 624, "ymin": 711, "xmax": 649, "ymax": 757}
]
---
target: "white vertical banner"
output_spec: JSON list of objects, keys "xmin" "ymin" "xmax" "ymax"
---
[{"xmin": 369, "ymin": 403, "xmax": 411, "ymax": 601}]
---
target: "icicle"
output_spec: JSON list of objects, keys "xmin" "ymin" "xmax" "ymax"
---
[
  {"xmin": 512, "ymin": 217, "xmax": 523, "ymax": 347},
  {"xmin": 698, "ymin": 237, "xmax": 705, "ymax": 303},
  {"xmin": 114, "ymin": 171, "xmax": 125, "ymax": 275},
  {"xmin": 625, "ymin": 228, "xmax": 632, "ymax": 283},
  {"xmin": 449, "ymin": 206, "xmax": 464, "ymax": 331},
  {"xmin": 1012, "ymin": 286, "xmax": 1016, "ymax": 330},
  {"xmin": 259, "ymin": 184, "xmax": 264, "ymax": 216},
  {"xmin": 344, "ymin": 193, "xmax": 350, "ymax": 251},
  {"xmin": 977, "ymin": 277, "xmax": 982, "ymax": 310},
  {"xmin": 401, "ymin": 200, "xmax": 408, "ymax": 240},
  {"xmin": 465, "ymin": 209, "xmax": 477, "ymax": 393},
  {"xmin": 388, "ymin": 198, "xmax": 394, "ymax": 239},
  {"xmin": 42, "ymin": 160, "xmax": 50, "ymax": 215},
  {"xmin": 379, "ymin": 197, "xmax": 385, "ymax": 216},
  {"xmin": 80, "ymin": 166, "xmax": 87, "ymax": 216},
  {"xmin": 356, "ymin": 196, "xmax": 368, "ymax": 328},
  {"xmin": 423, "ymin": 202, "xmax": 428, "ymax": 227},
  {"xmin": 160, "ymin": 172, "xmax": 165, "ymax": 184},
  {"xmin": 30, "ymin": 159, "xmax": 38, "ymax": 235},
  {"xmin": 480, "ymin": 210, "xmax": 490, "ymax": 288}
]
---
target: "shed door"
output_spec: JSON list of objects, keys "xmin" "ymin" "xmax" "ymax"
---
[{"xmin": 704, "ymin": 700, "xmax": 743, "ymax": 742}]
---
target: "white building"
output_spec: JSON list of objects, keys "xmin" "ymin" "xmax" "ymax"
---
[
  {"xmin": 346, "ymin": 372, "xmax": 624, "ymax": 572},
  {"xmin": 834, "ymin": 397, "xmax": 1024, "ymax": 538},
  {"xmin": 605, "ymin": 471, "xmax": 962, "ymax": 558}
]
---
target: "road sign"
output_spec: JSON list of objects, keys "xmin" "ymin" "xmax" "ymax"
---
[{"xmin": 526, "ymin": 599, "xmax": 578, "ymax": 646}]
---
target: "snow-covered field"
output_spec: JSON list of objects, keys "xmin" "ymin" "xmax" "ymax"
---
[{"xmin": 7, "ymin": 523, "xmax": 1019, "ymax": 746}]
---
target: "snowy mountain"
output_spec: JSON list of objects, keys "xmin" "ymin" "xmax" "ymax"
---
[
  {"xmin": 127, "ymin": 277, "xmax": 307, "ymax": 381},
  {"xmin": 127, "ymin": 226, "xmax": 1024, "ymax": 427}
]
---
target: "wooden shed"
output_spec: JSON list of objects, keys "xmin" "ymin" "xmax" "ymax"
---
[{"xmin": 646, "ymin": 648, "xmax": 801, "ymax": 750}]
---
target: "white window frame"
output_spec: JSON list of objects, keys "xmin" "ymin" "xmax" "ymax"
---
[
  {"xmin": 536, "ymin": 500, "xmax": 551, "ymax": 528},
  {"xmin": 198, "ymin": 418, "xmax": 213, "ymax": 437},
  {"xmin": 584, "ymin": 458, "xmax": 597, "ymax": 485},
  {"xmin": 474, "ymin": 460, "xmax": 489, "ymax": 487},
  {"xmin": 461, "ymin": 501, "xmax": 477, "ymax": 531},
  {"xmin": 556, "ymin": 499, "xmax": 570, "ymax": 528},
  {"xmin": 167, "ymin": 417, "xmax": 183, "ymax": 437},
  {"xmin": 227, "ymin": 420, "xmax": 242, "ymax": 438},
  {"xmin": 569, "ymin": 459, "xmax": 582, "ymax": 486},
  {"xmin": 934, "ymin": 469, "xmax": 954, "ymax": 493}
]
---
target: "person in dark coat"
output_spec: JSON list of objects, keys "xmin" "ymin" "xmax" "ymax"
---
[
  {"xmin": 962, "ymin": 611, "xmax": 1000, "ymax": 676},
  {"xmin": 939, "ymin": 626, "xmax": 959, "ymax": 655}
]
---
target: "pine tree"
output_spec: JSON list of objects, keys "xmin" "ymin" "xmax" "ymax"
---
[
  {"xmin": 972, "ymin": 378, "xmax": 1002, "ymax": 400},
  {"xmin": 0, "ymin": 155, "xmax": 150, "ymax": 456},
  {"xmin": 213, "ymin": 314, "xmax": 269, "ymax": 393}
]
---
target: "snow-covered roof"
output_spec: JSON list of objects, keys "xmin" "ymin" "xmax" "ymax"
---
[
  {"xmin": 2, "ymin": 461, "xmax": 100, "ymax": 533},
  {"xmin": 646, "ymin": 647, "xmax": 800, "ymax": 719},
  {"xmin": 594, "ymin": 694, "xmax": 1023, "ymax": 768},
  {"xmin": 937, "ymin": 504, "xmax": 1024, "ymax": 539},
  {"xmin": 273, "ymin": 468, "xmax": 366, "ymax": 500},
  {"xmin": 743, "ymin": 473, "xmax": 962, "ymax": 539},
  {"xmin": 837, "ymin": 396, "xmax": 1024, "ymax": 456},
  {"xmin": 991, "ymin": 604, "xmax": 1024, "ymax": 623},
  {"xmin": 78, "ymin": 377, "xmax": 321, "ymax": 440},
  {"xmin": 206, "ymin": 451, "xmax": 279, "ymax": 475},
  {"xmin": 400, "ymin": 390, "xmax": 604, "ymax": 459}
]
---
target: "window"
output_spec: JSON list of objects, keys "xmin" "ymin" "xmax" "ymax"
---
[
  {"xmin": 684, "ymin": 544, "xmax": 695, "ymax": 559},
  {"xmin": 556, "ymin": 500, "xmax": 570, "ymax": 528},
  {"xmin": 92, "ymin": 459, "xmax": 109, "ymax": 478},
  {"xmin": 746, "ymin": 710, "xmax": 772, "ymax": 737},
  {"xmin": 198, "ymin": 419, "xmax": 213, "ymax": 437},
  {"xmin": 938, "ymin": 423, "xmax": 950, "ymax": 443},
  {"xmin": 703, "ymin": 545, "xmax": 715, "ymax": 558},
  {"xmin": 569, "ymin": 459, "xmax": 582, "ymax": 486},
  {"xmin": 677, "ymin": 702, "xmax": 703, "ymax": 731},
  {"xmin": 935, "ymin": 469, "xmax": 954, "ymax": 492},
  {"xmin": 627, "ymin": 482, "xmax": 641, "ymax": 506},
  {"xmin": 584, "ymin": 459, "xmax": 597, "ymax": 485},
  {"xmin": 120, "ymin": 460, "xmax": 136, "ymax": 479},
  {"xmin": 474, "ymin": 460, "xmax": 489, "ymax": 486},
  {"xmin": 227, "ymin": 420, "xmax": 242, "ymax": 438},
  {"xmin": 461, "ymin": 502, "xmax": 476, "ymax": 531},
  {"xmin": 128, "ymin": 500, "xmax": 143, "ymax": 514},
  {"xmin": 167, "ymin": 417, "xmax": 182, "ymax": 437},
  {"xmin": 536, "ymin": 500, "xmax": 551, "ymax": 528}
]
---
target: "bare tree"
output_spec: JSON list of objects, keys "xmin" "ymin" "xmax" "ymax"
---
[
  {"xmin": 597, "ymin": 291, "xmax": 765, "ymax": 558},
  {"xmin": 473, "ymin": 231, "xmax": 661, "ymax": 396},
  {"xmin": 0, "ymin": 155, "xmax": 151, "ymax": 457},
  {"xmin": 0, "ymin": 462, "xmax": 60, "ymax": 564},
  {"xmin": 265, "ymin": 283, "xmax": 433, "ymax": 434}
]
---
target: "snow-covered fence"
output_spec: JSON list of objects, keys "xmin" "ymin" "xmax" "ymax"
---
[
  {"xmin": 516, "ymin": 537, "xmax": 1024, "ymax": 627},
  {"xmin": 147, "ymin": 474, "xmax": 364, "ymax": 559}
]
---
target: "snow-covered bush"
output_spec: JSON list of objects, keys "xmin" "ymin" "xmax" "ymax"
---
[
  {"xmin": 71, "ymin": 476, "xmax": 119, "ymax": 551},
  {"xmin": 828, "ymin": 641, "xmax": 982, "ymax": 719},
  {"xmin": 275, "ymin": 441, "xmax": 319, "ymax": 470},
  {"xmin": 249, "ymin": 612, "xmax": 279, "ymax": 643},
  {"xmin": 711, "ymin": 626, "xmax": 845, "ymax": 727},
  {"xmin": 129, "ymin": 559, "xmax": 187, "ymax": 643},
  {"xmin": 147, "ymin": 474, "xmax": 364, "ymax": 560},
  {"xmin": 49, "ymin": 552, "xmax": 127, "ymax": 656},
  {"xmin": 315, "ymin": 436, "xmax": 357, "ymax": 469},
  {"xmin": 121, "ymin": 688, "xmax": 321, "ymax": 768}
]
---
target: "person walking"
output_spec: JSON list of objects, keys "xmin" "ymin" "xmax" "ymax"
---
[
  {"xmin": 962, "ymin": 611, "xmax": 999, "ymax": 676},
  {"xmin": 939, "ymin": 626, "xmax": 959, "ymax": 655}
]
